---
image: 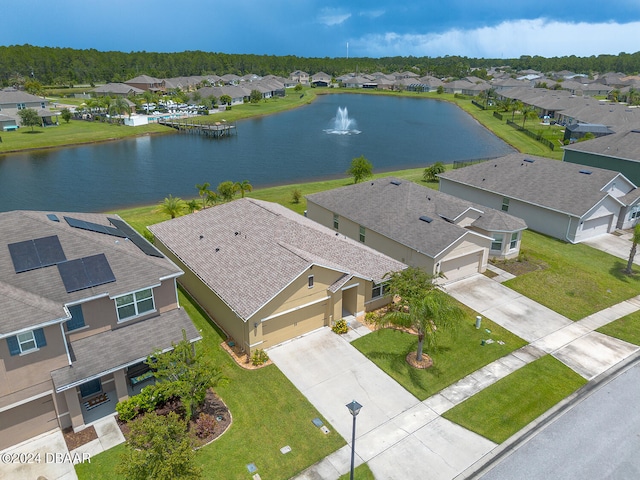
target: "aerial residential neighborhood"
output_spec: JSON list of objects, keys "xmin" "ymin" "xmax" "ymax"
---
[{"xmin": 2, "ymin": 5, "xmax": 640, "ymax": 479}]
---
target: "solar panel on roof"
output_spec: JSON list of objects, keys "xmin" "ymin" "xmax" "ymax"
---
[
  {"xmin": 8, "ymin": 235, "xmax": 66, "ymax": 273},
  {"xmin": 390, "ymin": 180, "xmax": 402, "ymax": 186},
  {"xmin": 64, "ymin": 216, "xmax": 127, "ymax": 238},
  {"xmin": 57, "ymin": 254, "xmax": 116, "ymax": 293},
  {"xmin": 47, "ymin": 214, "xmax": 60, "ymax": 222},
  {"xmin": 108, "ymin": 218, "xmax": 164, "ymax": 258},
  {"xmin": 419, "ymin": 216, "xmax": 433, "ymax": 223}
]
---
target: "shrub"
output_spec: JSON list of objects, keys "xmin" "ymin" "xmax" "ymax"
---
[
  {"xmin": 291, "ymin": 189, "xmax": 302, "ymax": 204},
  {"xmin": 194, "ymin": 413, "xmax": 217, "ymax": 439},
  {"xmin": 332, "ymin": 319, "xmax": 349, "ymax": 334},
  {"xmin": 115, "ymin": 382, "xmax": 175, "ymax": 422},
  {"xmin": 251, "ymin": 349, "xmax": 269, "ymax": 366}
]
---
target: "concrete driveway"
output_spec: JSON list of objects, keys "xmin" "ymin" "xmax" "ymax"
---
[
  {"xmin": 583, "ymin": 231, "xmax": 636, "ymax": 264},
  {"xmin": 443, "ymin": 275, "xmax": 572, "ymax": 342},
  {"xmin": 268, "ymin": 328, "xmax": 496, "ymax": 479}
]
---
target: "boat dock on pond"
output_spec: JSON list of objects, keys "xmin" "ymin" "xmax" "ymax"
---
[{"xmin": 158, "ymin": 119, "xmax": 237, "ymax": 138}]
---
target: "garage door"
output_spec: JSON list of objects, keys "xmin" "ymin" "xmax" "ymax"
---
[
  {"xmin": 581, "ymin": 215, "xmax": 612, "ymax": 239},
  {"xmin": 440, "ymin": 252, "xmax": 481, "ymax": 281},
  {"xmin": 261, "ymin": 300, "xmax": 327, "ymax": 349},
  {"xmin": 0, "ymin": 395, "xmax": 57, "ymax": 450}
]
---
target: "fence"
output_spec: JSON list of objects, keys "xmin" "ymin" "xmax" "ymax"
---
[
  {"xmin": 471, "ymin": 100, "xmax": 486, "ymax": 110},
  {"xmin": 493, "ymin": 111, "xmax": 503, "ymax": 121},
  {"xmin": 505, "ymin": 120, "xmax": 555, "ymax": 151},
  {"xmin": 453, "ymin": 158, "xmax": 490, "ymax": 169}
]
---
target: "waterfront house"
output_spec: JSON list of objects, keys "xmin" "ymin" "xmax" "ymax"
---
[
  {"xmin": 149, "ymin": 198, "xmax": 405, "ymax": 354},
  {"xmin": 306, "ymin": 178, "xmax": 526, "ymax": 282},
  {"xmin": 0, "ymin": 211, "xmax": 199, "ymax": 449}
]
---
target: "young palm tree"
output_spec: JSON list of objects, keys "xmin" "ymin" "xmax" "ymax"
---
[
  {"xmin": 234, "ymin": 180, "xmax": 253, "ymax": 198},
  {"xmin": 380, "ymin": 289, "xmax": 464, "ymax": 364},
  {"xmin": 521, "ymin": 105, "xmax": 538, "ymax": 128},
  {"xmin": 158, "ymin": 195, "xmax": 185, "ymax": 219},
  {"xmin": 195, "ymin": 182, "xmax": 211, "ymax": 209},
  {"xmin": 625, "ymin": 224, "xmax": 640, "ymax": 274}
]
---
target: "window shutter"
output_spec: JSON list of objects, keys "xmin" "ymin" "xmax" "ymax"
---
[
  {"xmin": 6, "ymin": 336, "xmax": 20, "ymax": 356},
  {"xmin": 66, "ymin": 305, "xmax": 86, "ymax": 331},
  {"xmin": 34, "ymin": 328, "xmax": 47, "ymax": 348}
]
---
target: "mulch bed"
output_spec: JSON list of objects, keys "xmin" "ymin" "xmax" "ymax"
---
[
  {"xmin": 405, "ymin": 352, "xmax": 433, "ymax": 369},
  {"xmin": 220, "ymin": 340, "xmax": 271, "ymax": 369},
  {"xmin": 62, "ymin": 425, "xmax": 98, "ymax": 451},
  {"xmin": 117, "ymin": 388, "xmax": 231, "ymax": 448}
]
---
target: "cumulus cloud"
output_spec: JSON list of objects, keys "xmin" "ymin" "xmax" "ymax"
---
[
  {"xmin": 349, "ymin": 19, "xmax": 640, "ymax": 58},
  {"xmin": 317, "ymin": 8, "xmax": 351, "ymax": 26}
]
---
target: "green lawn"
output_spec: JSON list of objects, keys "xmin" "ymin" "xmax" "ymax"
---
[
  {"xmin": 76, "ymin": 287, "xmax": 344, "ymax": 480},
  {"xmin": 351, "ymin": 307, "xmax": 527, "ymax": 400},
  {"xmin": 503, "ymin": 231, "xmax": 640, "ymax": 320},
  {"xmin": 442, "ymin": 355, "xmax": 587, "ymax": 443},
  {"xmin": 597, "ymin": 310, "xmax": 640, "ymax": 345},
  {"xmin": 339, "ymin": 463, "xmax": 376, "ymax": 480}
]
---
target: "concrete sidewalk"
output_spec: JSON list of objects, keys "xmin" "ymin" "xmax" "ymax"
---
[{"xmin": 279, "ymin": 272, "xmax": 640, "ymax": 480}]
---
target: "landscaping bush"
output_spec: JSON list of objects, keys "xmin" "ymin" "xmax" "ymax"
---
[
  {"xmin": 332, "ymin": 319, "xmax": 349, "ymax": 334},
  {"xmin": 251, "ymin": 349, "xmax": 269, "ymax": 366},
  {"xmin": 194, "ymin": 413, "xmax": 217, "ymax": 439},
  {"xmin": 291, "ymin": 188, "xmax": 302, "ymax": 204}
]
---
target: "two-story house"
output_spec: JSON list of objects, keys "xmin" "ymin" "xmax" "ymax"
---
[
  {"xmin": 0, "ymin": 89, "xmax": 50, "ymax": 127},
  {"xmin": 0, "ymin": 211, "xmax": 200, "ymax": 450}
]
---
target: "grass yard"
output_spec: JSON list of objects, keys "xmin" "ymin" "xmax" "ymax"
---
[
  {"xmin": 442, "ymin": 355, "xmax": 587, "ymax": 444},
  {"xmin": 0, "ymin": 120, "xmax": 170, "ymax": 153},
  {"xmin": 76, "ymin": 287, "xmax": 344, "ymax": 480},
  {"xmin": 339, "ymin": 463, "xmax": 376, "ymax": 480},
  {"xmin": 597, "ymin": 310, "xmax": 640, "ymax": 345},
  {"xmin": 351, "ymin": 307, "xmax": 527, "ymax": 400},
  {"xmin": 503, "ymin": 231, "xmax": 640, "ymax": 320}
]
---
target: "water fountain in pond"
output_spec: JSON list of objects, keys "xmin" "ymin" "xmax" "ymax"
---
[{"xmin": 324, "ymin": 106, "xmax": 360, "ymax": 135}]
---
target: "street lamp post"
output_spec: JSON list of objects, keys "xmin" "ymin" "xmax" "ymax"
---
[{"xmin": 346, "ymin": 400, "xmax": 362, "ymax": 480}]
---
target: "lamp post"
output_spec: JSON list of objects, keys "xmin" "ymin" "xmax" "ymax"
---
[{"xmin": 346, "ymin": 400, "xmax": 362, "ymax": 480}]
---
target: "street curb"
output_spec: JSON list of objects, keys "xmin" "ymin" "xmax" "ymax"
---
[{"xmin": 454, "ymin": 348, "xmax": 640, "ymax": 479}]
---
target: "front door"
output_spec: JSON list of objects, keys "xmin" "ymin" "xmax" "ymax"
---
[{"xmin": 79, "ymin": 378, "xmax": 102, "ymax": 398}]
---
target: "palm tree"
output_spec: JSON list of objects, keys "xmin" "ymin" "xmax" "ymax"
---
[
  {"xmin": 512, "ymin": 100, "xmax": 523, "ymax": 121},
  {"xmin": 195, "ymin": 182, "xmax": 211, "ymax": 209},
  {"xmin": 217, "ymin": 181, "xmax": 238, "ymax": 202},
  {"xmin": 521, "ymin": 105, "xmax": 538, "ymax": 128},
  {"xmin": 186, "ymin": 199, "xmax": 199, "ymax": 213},
  {"xmin": 158, "ymin": 195, "xmax": 185, "ymax": 219},
  {"xmin": 234, "ymin": 180, "xmax": 253, "ymax": 198},
  {"xmin": 380, "ymin": 289, "xmax": 464, "ymax": 365},
  {"xmin": 625, "ymin": 224, "xmax": 640, "ymax": 274}
]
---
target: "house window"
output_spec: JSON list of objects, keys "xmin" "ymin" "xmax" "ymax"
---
[
  {"xmin": 510, "ymin": 232, "xmax": 519, "ymax": 250},
  {"xmin": 359, "ymin": 226, "xmax": 366, "ymax": 243},
  {"xmin": 6, "ymin": 328, "xmax": 47, "ymax": 355},
  {"xmin": 115, "ymin": 288, "xmax": 155, "ymax": 321},
  {"xmin": 308, "ymin": 275, "xmax": 314, "ymax": 288},
  {"xmin": 629, "ymin": 206, "xmax": 640, "ymax": 221},
  {"xmin": 333, "ymin": 213, "xmax": 339, "ymax": 229},
  {"xmin": 65, "ymin": 304, "xmax": 86, "ymax": 331},
  {"xmin": 17, "ymin": 103, "xmax": 26, "ymax": 110},
  {"xmin": 491, "ymin": 234, "xmax": 504, "ymax": 251},
  {"xmin": 501, "ymin": 197, "xmax": 510, "ymax": 212},
  {"xmin": 372, "ymin": 282, "xmax": 388, "ymax": 298},
  {"xmin": 41, "ymin": 102, "xmax": 46, "ymax": 109}
]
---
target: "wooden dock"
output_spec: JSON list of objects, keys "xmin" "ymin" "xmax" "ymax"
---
[{"xmin": 158, "ymin": 119, "xmax": 237, "ymax": 138}]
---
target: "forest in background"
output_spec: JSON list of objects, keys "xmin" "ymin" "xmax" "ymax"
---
[{"xmin": 1, "ymin": 44, "xmax": 640, "ymax": 87}]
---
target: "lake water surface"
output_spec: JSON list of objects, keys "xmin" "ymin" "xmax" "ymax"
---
[{"xmin": 0, "ymin": 94, "xmax": 514, "ymax": 212}]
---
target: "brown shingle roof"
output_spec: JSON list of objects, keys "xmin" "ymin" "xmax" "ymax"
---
[{"xmin": 149, "ymin": 199, "xmax": 405, "ymax": 320}]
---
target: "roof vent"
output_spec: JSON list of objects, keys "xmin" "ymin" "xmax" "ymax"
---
[
  {"xmin": 215, "ymin": 247, "xmax": 220, "ymax": 252},
  {"xmin": 419, "ymin": 216, "xmax": 433, "ymax": 223},
  {"xmin": 523, "ymin": 158, "xmax": 535, "ymax": 163},
  {"xmin": 234, "ymin": 231, "xmax": 240, "ymax": 236},
  {"xmin": 199, "ymin": 235, "xmax": 204, "ymax": 240},
  {"xmin": 390, "ymin": 180, "xmax": 401, "ymax": 186},
  {"xmin": 579, "ymin": 170, "xmax": 592, "ymax": 175}
]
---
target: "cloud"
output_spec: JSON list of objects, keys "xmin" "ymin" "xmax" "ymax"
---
[
  {"xmin": 317, "ymin": 8, "xmax": 351, "ymax": 27},
  {"xmin": 348, "ymin": 19, "xmax": 640, "ymax": 58},
  {"xmin": 359, "ymin": 9, "xmax": 385, "ymax": 19}
]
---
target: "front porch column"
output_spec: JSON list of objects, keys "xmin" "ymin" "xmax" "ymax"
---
[
  {"xmin": 113, "ymin": 369, "xmax": 129, "ymax": 403},
  {"xmin": 64, "ymin": 388, "xmax": 84, "ymax": 432}
]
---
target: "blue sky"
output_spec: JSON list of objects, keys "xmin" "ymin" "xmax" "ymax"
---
[{"xmin": 3, "ymin": 1, "xmax": 640, "ymax": 59}]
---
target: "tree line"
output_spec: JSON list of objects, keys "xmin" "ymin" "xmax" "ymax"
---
[{"xmin": 1, "ymin": 44, "xmax": 639, "ymax": 88}]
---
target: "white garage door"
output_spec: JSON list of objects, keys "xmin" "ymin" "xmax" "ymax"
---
[
  {"xmin": 440, "ymin": 252, "xmax": 481, "ymax": 281},
  {"xmin": 581, "ymin": 215, "xmax": 612, "ymax": 239},
  {"xmin": 261, "ymin": 301, "xmax": 327, "ymax": 349}
]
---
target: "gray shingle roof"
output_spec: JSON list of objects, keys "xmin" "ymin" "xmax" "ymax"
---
[
  {"xmin": 563, "ymin": 128, "xmax": 640, "ymax": 161},
  {"xmin": 50, "ymin": 308, "xmax": 200, "ymax": 391},
  {"xmin": 0, "ymin": 211, "xmax": 182, "ymax": 335},
  {"xmin": 306, "ymin": 178, "xmax": 525, "ymax": 256},
  {"xmin": 149, "ymin": 199, "xmax": 405, "ymax": 320},
  {"xmin": 438, "ymin": 154, "xmax": 626, "ymax": 217}
]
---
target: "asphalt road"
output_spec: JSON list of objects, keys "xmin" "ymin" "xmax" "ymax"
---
[{"xmin": 478, "ymin": 357, "xmax": 640, "ymax": 480}]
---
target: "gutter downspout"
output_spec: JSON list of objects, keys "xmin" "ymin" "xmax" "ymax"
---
[{"xmin": 565, "ymin": 215, "xmax": 577, "ymax": 244}]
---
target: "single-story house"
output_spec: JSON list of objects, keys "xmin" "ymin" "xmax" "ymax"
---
[
  {"xmin": 311, "ymin": 72, "xmax": 332, "ymax": 87},
  {"xmin": 306, "ymin": 178, "xmax": 527, "ymax": 282},
  {"xmin": 563, "ymin": 123, "xmax": 615, "ymax": 142},
  {"xmin": 0, "ymin": 113, "xmax": 18, "ymax": 131},
  {"xmin": 562, "ymin": 128, "xmax": 640, "ymax": 185},
  {"xmin": 0, "ymin": 211, "xmax": 199, "ymax": 450},
  {"xmin": 149, "ymin": 199, "xmax": 406, "ymax": 354},
  {"xmin": 93, "ymin": 83, "xmax": 144, "ymax": 97},
  {"xmin": 438, "ymin": 153, "xmax": 639, "ymax": 243}
]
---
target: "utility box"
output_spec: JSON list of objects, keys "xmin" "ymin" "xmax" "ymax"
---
[{"xmin": 475, "ymin": 316, "xmax": 482, "ymax": 329}]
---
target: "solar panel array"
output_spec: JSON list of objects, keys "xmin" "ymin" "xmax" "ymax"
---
[
  {"xmin": 57, "ymin": 253, "xmax": 116, "ymax": 293},
  {"xmin": 64, "ymin": 216, "xmax": 127, "ymax": 238},
  {"xmin": 8, "ymin": 235, "xmax": 67, "ymax": 273},
  {"xmin": 108, "ymin": 218, "xmax": 164, "ymax": 258}
]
